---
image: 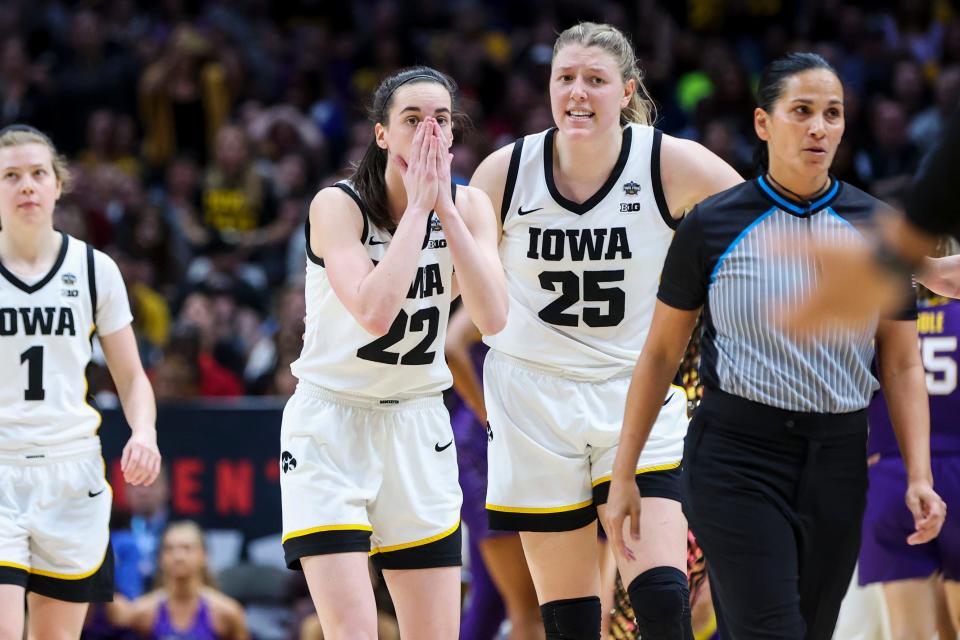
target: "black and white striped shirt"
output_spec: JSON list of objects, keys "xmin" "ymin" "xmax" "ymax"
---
[{"xmin": 658, "ymin": 177, "xmax": 916, "ymax": 413}]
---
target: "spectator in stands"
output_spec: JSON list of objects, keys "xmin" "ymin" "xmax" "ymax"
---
[
  {"xmin": 855, "ymin": 97, "xmax": 920, "ymax": 196},
  {"xmin": 170, "ymin": 291, "xmax": 245, "ymax": 396},
  {"xmin": 139, "ymin": 26, "xmax": 232, "ymax": 169},
  {"xmin": 107, "ymin": 520, "xmax": 249, "ymax": 639},
  {"xmin": 112, "ymin": 466, "xmax": 172, "ymax": 600},
  {"xmin": 0, "ymin": 36, "xmax": 48, "ymax": 127},
  {"xmin": 910, "ymin": 65, "xmax": 960, "ymax": 155}
]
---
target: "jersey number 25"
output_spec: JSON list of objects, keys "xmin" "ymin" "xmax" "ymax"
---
[{"xmin": 538, "ymin": 270, "xmax": 625, "ymax": 327}]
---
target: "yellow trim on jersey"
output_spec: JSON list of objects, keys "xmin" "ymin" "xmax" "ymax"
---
[
  {"xmin": 369, "ymin": 519, "xmax": 460, "ymax": 555},
  {"xmin": 591, "ymin": 460, "xmax": 681, "ymax": 488},
  {"xmin": 0, "ymin": 540, "xmax": 110, "ymax": 580},
  {"xmin": 282, "ymin": 523, "xmax": 373, "ymax": 544},
  {"xmin": 486, "ymin": 498, "xmax": 593, "ymax": 514}
]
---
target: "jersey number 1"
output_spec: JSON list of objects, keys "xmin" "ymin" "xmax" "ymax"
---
[
  {"xmin": 20, "ymin": 346, "xmax": 45, "ymax": 401},
  {"xmin": 357, "ymin": 307, "xmax": 440, "ymax": 365}
]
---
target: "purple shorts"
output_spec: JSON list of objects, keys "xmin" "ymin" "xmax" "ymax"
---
[
  {"xmin": 859, "ymin": 455, "xmax": 960, "ymax": 585},
  {"xmin": 452, "ymin": 406, "xmax": 505, "ymax": 542}
]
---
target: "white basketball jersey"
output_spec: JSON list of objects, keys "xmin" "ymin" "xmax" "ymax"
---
[
  {"xmin": 0, "ymin": 233, "xmax": 133, "ymax": 451},
  {"xmin": 485, "ymin": 124, "xmax": 677, "ymax": 380},
  {"xmin": 291, "ymin": 181, "xmax": 455, "ymax": 399}
]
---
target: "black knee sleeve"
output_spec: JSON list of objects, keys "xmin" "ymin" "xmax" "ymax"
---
[
  {"xmin": 627, "ymin": 566, "xmax": 692, "ymax": 640},
  {"xmin": 540, "ymin": 595, "xmax": 601, "ymax": 640}
]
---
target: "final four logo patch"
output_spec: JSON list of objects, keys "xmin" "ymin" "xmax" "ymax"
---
[
  {"xmin": 622, "ymin": 180, "xmax": 641, "ymax": 196},
  {"xmin": 62, "ymin": 273, "xmax": 77, "ymax": 285}
]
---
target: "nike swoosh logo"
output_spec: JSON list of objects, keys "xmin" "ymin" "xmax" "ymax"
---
[
  {"xmin": 369, "ymin": 238, "xmax": 389, "ymax": 246},
  {"xmin": 435, "ymin": 439, "xmax": 453, "ymax": 452},
  {"xmin": 88, "ymin": 488, "xmax": 106, "ymax": 498},
  {"xmin": 517, "ymin": 206, "xmax": 543, "ymax": 216},
  {"xmin": 663, "ymin": 393, "xmax": 673, "ymax": 406}
]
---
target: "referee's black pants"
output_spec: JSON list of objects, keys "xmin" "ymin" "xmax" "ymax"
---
[{"xmin": 682, "ymin": 389, "xmax": 868, "ymax": 640}]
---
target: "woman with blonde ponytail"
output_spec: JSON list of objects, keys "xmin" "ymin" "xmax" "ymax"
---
[{"xmin": 470, "ymin": 22, "xmax": 742, "ymax": 639}]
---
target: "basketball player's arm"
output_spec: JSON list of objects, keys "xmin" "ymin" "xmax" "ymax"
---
[
  {"xmin": 100, "ymin": 325, "xmax": 161, "ymax": 486},
  {"xmin": 104, "ymin": 590, "xmax": 159, "ymax": 632},
  {"xmin": 605, "ymin": 302, "xmax": 700, "ymax": 560},
  {"xmin": 876, "ymin": 319, "xmax": 947, "ymax": 545},
  {"xmin": 314, "ymin": 125, "xmax": 439, "ymax": 335},
  {"xmin": 439, "ymin": 185, "xmax": 507, "ymax": 335},
  {"xmin": 445, "ymin": 305, "xmax": 486, "ymax": 423},
  {"xmin": 659, "ymin": 136, "xmax": 743, "ymax": 220},
  {"xmin": 469, "ymin": 142, "xmax": 515, "ymax": 242},
  {"xmin": 917, "ymin": 254, "xmax": 960, "ymax": 298}
]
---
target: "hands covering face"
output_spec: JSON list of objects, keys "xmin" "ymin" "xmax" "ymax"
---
[{"xmin": 399, "ymin": 118, "xmax": 454, "ymax": 215}]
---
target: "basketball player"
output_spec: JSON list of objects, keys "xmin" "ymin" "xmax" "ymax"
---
[
  {"xmin": 470, "ymin": 23, "xmax": 741, "ymax": 639},
  {"xmin": 106, "ymin": 521, "xmax": 248, "ymax": 639},
  {"xmin": 859, "ymin": 258, "xmax": 960, "ymax": 637},
  {"xmin": 0, "ymin": 124, "xmax": 161, "ymax": 639},
  {"xmin": 279, "ymin": 66, "xmax": 506, "ymax": 640}
]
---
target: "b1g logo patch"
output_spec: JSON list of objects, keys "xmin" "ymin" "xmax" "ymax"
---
[{"xmin": 620, "ymin": 202, "xmax": 641, "ymax": 213}]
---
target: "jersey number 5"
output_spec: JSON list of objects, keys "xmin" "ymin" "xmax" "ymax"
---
[
  {"xmin": 921, "ymin": 335, "xmax": 958, "ymax": 396},
  {"xmin": 20, "ymin": 346, "xmax": 46, "ymax": 401},
  {"xmin": 538, "ymin": 270, "xmax": 625, "ymax": 327},
  {"xmin": 357, "ymin": 307, "xmax": 440, "ymax": 365}
]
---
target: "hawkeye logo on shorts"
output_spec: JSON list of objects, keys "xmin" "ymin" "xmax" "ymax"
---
[
  {"xmin": 281, "ymin": 451, "xmax": 297, "ymax": 473},
  {"xmin": 622, "ymin": 180, "xmax": 641, "ymax": 196}
]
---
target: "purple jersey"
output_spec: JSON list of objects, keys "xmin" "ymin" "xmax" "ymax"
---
[
  {"xmin": 868, "ymin": 299, "xmax": 960, "ymax": 457},
  {"xmin": 153, "ymin": 597, "xmax": 217, "ymax": 640}
]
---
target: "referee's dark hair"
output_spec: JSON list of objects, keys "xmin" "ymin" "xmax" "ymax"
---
[{"xmin": 753, "ymin": 52, "xmax": 838, "ymax": 174}]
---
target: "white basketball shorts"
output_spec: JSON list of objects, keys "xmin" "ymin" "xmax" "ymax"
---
[
  {"xmin": 280, "ymin": 381, "xmax": 462, "ymax": 570},
  {"xmin": 0, "ymin": 438, "xmax": 113, "ymax": 602},
  {"xmin": 483, "ymin": 350, "xmax": 687, "ymax": 532}
]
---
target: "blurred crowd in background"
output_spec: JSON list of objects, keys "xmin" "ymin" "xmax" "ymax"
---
[
  {"xmin": 0, "ymin": 0, "xmax": 955, "ymax": 402},
  {"xmin": 2, "ymin": 0, "xmax": 956, "ymax": 638}
]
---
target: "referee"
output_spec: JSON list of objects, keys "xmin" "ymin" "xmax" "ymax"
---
[{"xmin": 604, "ymin": 53, "xmax": 946, "ymax": 639}]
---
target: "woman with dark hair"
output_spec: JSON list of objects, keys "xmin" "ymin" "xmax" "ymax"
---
[
  {"xmin": 605, "ymin": 52, "xmax": 946, "ymax": 639},
  {"xmin": 278, "ymin": 66, "xmax": 506, "ymax": 640}
]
